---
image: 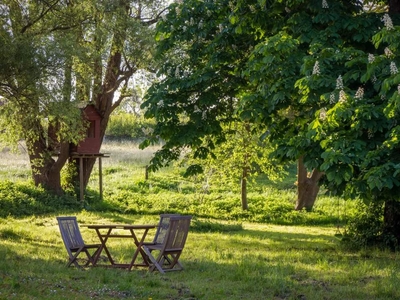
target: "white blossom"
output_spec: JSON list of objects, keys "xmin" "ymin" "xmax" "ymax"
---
[
  {"xmin": 390, "ymin": 61, "xmax": 398, "ymax": 75},
  {"xmin": 202, "ymin": 111, "xmax": 207, "ymax": 120},
  {"xmin": 312, "ymin": 61, "xmax": 320, "ymax": 75},
  {"xmin": 182, "ymin": 25, "xmax": 187, "ymax": 32},
  {"xmin": 219, "ymin": 24, "xmax": 224, "ymax": 32},
  {"xmin": 198, "ymin": 20, "xmax": 203, "ymax": 29},
  {"xmin": 175, "ymin": 65, "xmax": 180, "ymax": 77},
  {"xmin": 368, "ymin": 53, "xmax": 375, "ymax": 63},
  {"xmin": 355, "ymin": 87, "xmax": 364, "ymax": 100},
  {"xmin": 322, "ymin": 0, "xmax": 329, "ymax": 9},
  {"xmin": 339, "ymin": 90, "xmax": 347, "ymax": 103},
  {"xmin": 372, "ymin": 75, "xmax": 377, "ymax": 83},
  {"xmin": 249, "ymin": 5, "xmax": 256, "ymax": 13},
  {"xmin": 382, "ymin": 13, "xmax": 394, "ymax": 30},
  {"xmin": 175, "ymin": 7, "xmax": 181, "ymax": 15},
  {"xmin": 157, "ymin": 100, "xmax": 164, "ymax": 107},
  {"xmin": 330, "ymin": 93, "xmax": 336, "ymax": 104},
  {"xmin": 336, "ymin": 75, "xmax": 344, "ymax": 90},
  {"xmin": 385, "ymin": 47, "xmax": 394, "ymax": 57}
]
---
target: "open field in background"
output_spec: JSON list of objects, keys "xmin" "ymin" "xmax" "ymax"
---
[
  {"xmin": 1, "ymin": 140, "xmax": 399, "ymax": 299},
  {"xmin": 0, "ymin": 142, "xmax": 31, "ymax": 182}
]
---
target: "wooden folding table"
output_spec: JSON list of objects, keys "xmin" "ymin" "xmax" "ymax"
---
[{"xmin": 86, "ymin": 224, "xmax": 156, "ymax": 270}]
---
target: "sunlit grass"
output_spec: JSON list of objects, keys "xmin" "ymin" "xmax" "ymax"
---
[
  {"xmin": 1, "ymin": 140, "xmax": 400, "ymax": 298},
  {"xmin": 1, "ymin": 214, "xmax": 400, "ymax": 299},
  {"xmin": 0, "ymin": 143, "xmax": 31, "ymax": 182}
]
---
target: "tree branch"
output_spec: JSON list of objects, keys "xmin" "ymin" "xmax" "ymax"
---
[{"xmin": 20, "ymin": 0, "xmax": 61, "ymax": 33}]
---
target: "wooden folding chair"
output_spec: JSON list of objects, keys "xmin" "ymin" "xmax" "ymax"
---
[
  {"xmin": 142, "ymin": 215, "xmax": 192, "ymax": 273},
  {"xmin": 144, "ymin": 214, "xmax": 180, "ymax": 246},
  {"xmin": 56, "ymin": 216, "xmax": 101, "ymax": 268}
]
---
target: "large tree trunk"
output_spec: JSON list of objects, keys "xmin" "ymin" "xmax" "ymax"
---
[
  {"xmin": 383, "ymin": 200, "xmax": 400, "ymax": 248},
  {"xmin": 295, "ymin": 156, "xmax": 324, "ymax": 211},
  {"xmin": 26, "ymin": 121, "xmax": 70, "ymax": 195}
]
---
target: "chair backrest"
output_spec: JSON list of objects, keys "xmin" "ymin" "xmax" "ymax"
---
[
  {"xmin": 163, "ymin": 215, "xmax": 192, "ymax": 251},
  {"xmin": 57, "ymin": 216, "xmax": 85, "ymax": 250},
  {"xmin": 153, "ymin": 214, "xmax": 180, "ymax": 244}
]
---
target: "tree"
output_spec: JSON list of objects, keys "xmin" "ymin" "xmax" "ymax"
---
[
  {"xmin": 0, "ymin": 0, "xmax": 168, "ymax": 195},
  {"xmin": 141, "ymin": 0, "xmax": 324, "ymax": 210},
  {"xmin": 181, "ymin": 121, "xmax": 285, "ymax": 210},
  {"xmin": 143, "ymin": 0, "xmax": 400, "ymax": 246},
  {"xmin": 141, "ymin": 0, "xmax": 260, "ymax": 171},
  {"xmin": 141, "ymin": 0, "xmax": 276, "ymax": 209},
  {"xmin": 241, "ymin": 0, "xmax": 400, "ymax": 246},
  {"xmin": 0, "ymin": 0, "xmax": 87, "ymax": 195}
]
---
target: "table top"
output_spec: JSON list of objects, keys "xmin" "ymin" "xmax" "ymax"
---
[{"xmin": 85, "ymin": 224, "xmax": 156, "ymax": 230}]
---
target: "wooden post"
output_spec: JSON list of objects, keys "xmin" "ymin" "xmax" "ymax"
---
[
  {"xmin": 99, "ymin": 157, "xmax": 103, "ymax": 201},
  {"xmin": 79, "ymin": 157, "xmax": 84, "ymax": 202}
]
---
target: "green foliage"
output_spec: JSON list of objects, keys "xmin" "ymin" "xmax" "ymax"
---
[
  {"xmin": 0, "ymin": 181, "xmax": 81, "ymax": 217},
  {"xmin": 141, "ymin": 0, "xmax": 255, "ymax": 171},
  {"xmin": 60, "ymin": 161, "xmax": 78, "ymax": 195},
  {"xmin": 0, "ymin": 0, "xmax": 168, "ymax": 194},
  {"xmin": 190, "ymin": 219, "xmax": 243, "ymax": 233},
  {"xmin": 105, "ymin": 113, "xmax": 156, "ymax": 139},
  {"xmin": 344, "ymin": 201, "xmax": 387, "ymax": 249}
]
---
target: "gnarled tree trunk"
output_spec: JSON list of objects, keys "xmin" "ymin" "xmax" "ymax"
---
[
  {"xmin": 27, "ymin": 120, "xmax": 71, "ymax": 195},
  {"xmin": 295, "ymin": 156, "xmax": 324, "ymax": 211}
]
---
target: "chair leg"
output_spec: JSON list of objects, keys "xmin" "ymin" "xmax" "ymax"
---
[
  {"xmin": 67, "ymin": 250, "xmax": 83, "ymax": 268},
  {"xmin": 162, "ymin": 253, "xmax": 183, "ymax": 271},
  {"xmin": 142, "ymin": 247, "xmax": 166, "ymax": 274}
]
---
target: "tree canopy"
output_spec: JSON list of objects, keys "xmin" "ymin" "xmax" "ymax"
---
[
  {"xmin": 142, "ymin": 0, "xmax": 400, "ymax": 246},
  {"xmin": 0, "ymin": 0, "xmax": 168, "ymax": 194}
]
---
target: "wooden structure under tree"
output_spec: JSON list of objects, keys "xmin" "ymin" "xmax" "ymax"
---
[
  {"xmin": 70, "ymin": 152, "xmax": 109, "ymax": 202},
  {"xmin": 70, "ymin": 104, "xmax": 109, "ymax": 202}
]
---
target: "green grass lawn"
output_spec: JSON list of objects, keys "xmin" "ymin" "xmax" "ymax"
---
[
  {"xmin": 0, "ymin": 140, "xmax": 399, "ymax": 299},
  {"xmin": 1, "ymin": 214, "xmax": 400, "ymax": 299}
]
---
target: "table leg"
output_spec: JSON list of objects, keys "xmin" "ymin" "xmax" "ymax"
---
[
  {"xmin": 128, "ymin": 228, "xmax": 151, "ymax": 270},
  {"xmin": 92, "ymin": 228, "xmax": 115, "ymax": 266}
]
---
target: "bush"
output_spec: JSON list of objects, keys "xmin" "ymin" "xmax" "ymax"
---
[
  {"xmin": 105, "ymin": 113, "xmax": 156, "ymax": 139},
  {"xmin": 343, "ymin": 200, "xmax": 386, "ymax": 249},
  {"xmin": 0, "ymin": 181, "xmax": 82, "ymax": 217}
]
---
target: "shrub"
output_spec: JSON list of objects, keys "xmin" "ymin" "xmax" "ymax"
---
[
  {"xmin": 0, "ymin": 181, "xmax": 82, "ymax": 217},
  {"xmin": 343, "ymin": 200, "xmax": 386, "ymax": 249},
  {"xmin": 105, "ymin": 113, "xmax": 156, "ymax": 139}
]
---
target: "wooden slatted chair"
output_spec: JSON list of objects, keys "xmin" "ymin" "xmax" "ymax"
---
[
  {"xmin": 144, "ymin": 214, "xmax": 180, "ymax": 246},
  {"xmin": 142, "ymin": 215, "xmax": 192, "ymax": 273},
  {"xmin": 56, "ymin": 216, "xmax": 101, "ymax": 268}
]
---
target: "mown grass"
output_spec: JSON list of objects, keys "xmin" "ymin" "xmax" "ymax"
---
[
  {"xmin": 0, "ymin": 140, "xmax": 399, "ymax": 299},
  {"xmin": 1, "ymin": 214, "xmax": 400, "ymax": 299}
]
